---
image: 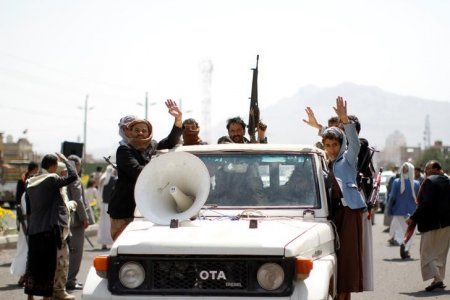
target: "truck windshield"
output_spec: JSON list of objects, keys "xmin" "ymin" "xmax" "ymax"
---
[{"xmin": 196, "ymin": 153, "xmax": 319, "ymax": 207}]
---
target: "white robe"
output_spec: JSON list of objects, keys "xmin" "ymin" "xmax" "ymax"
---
[
  {"xmin": 10, "ymin": 193, "xmax": 28, "ymax": 277},
  {"xmin": 390, "ymin": 215, "xmax": 414, "ymax": 250},
  {"xmin": 362, "ymin": 211, "xmax": 374, "ymax": 291}
]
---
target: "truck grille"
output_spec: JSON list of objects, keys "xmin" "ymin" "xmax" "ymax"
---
[{"xmin": 108, "ymin": 255, "xmax": 294, "ymax": 296}]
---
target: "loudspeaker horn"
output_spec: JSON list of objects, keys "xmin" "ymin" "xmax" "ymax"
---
[
  {"xmin": 135, "ymin": 151, "xmax": 210, "ymax": 225},
  {"xmin": 61, "ymin": 141, "xmax": 84, "ymax": 158}
]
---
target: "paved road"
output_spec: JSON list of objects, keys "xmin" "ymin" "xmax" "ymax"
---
[{"xmin": 1, "ymin": 213, "xmax": 449, "ymax": 299}]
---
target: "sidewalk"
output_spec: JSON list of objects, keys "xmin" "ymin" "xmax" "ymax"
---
[{"xmin": 0, "ymin": 224, "xmax": 98, "ymax": 250}]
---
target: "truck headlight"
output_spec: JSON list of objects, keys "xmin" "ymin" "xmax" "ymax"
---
[
  {"xmin": 119, "ymin": 262, "xmax": 145, "ymax": 288},
  {"xmin": 257, "ymin": 262, "xmax": 285, "ymax": 290}
]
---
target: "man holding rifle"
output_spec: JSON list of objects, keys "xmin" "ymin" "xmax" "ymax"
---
[
  {"xmin": 217, "ymin": 55, "xmax": 268, "ymax": 144},
  {"xmin": 217, "ymin": 116, "xmax": 267, "ymax": 144}
]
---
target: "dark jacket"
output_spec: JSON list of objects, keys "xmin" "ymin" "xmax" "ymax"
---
[
  {"xmin": 26, "ymin": 161, "xmax": 78, "ymax": 235},
  {"xmin": 108, "ymin": 125, "xmax": 182, "ymax": 219},
  {"xmin": 410, "ymin": 174, "xmax": 450, "ymax": 233}
]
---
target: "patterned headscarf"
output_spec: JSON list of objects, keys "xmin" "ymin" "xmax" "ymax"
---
[
  {"xmin": 118, "ymin": 115, "xmax": 137, "ymax": 145},
  {"xmin": 322, "ymin": 126, "xmax": 347, "ymax": 161},
  {"xmin": 126, "ymin": 119, "xmax": 153, "ymax": 150}
]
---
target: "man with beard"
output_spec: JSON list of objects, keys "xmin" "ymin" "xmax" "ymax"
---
[
  {"xmin": 108, "ymin": 99, "xmax": 183, "ymax": 241},
  {"xmin": 217, "ymin": 116, "xmax": 267, "ymax": 144}
]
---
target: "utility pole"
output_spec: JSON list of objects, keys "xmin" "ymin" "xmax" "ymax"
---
[
  {"xmin": 423, "ymin": 114, "xmax": 431, "ymax": 149},
  {"xmin": 145, "ymin": 92, "xmax": 148, "ymax": 120},
  {"xmin": 137, "ymin": 91, "xmax": 156, "ymax": 119},
  {"xmin": 78, "ymin": 95, "xmax": 94, "ymax": 162},
  {"xmin": 199, "ymin": 60, "xmax": 213, "ymax": 143}
]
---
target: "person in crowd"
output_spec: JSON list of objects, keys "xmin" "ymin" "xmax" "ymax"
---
[
  {"xmin": 211, "ymin": 161, "xmax": 267, "ymax": 206},
  {"xmin": 316, "ymin": 97, "xmax": 368, "ymax": 300},
  {"xmin": 24, "ymin": 153, "xmax": 77, "ymax": 300},
  {"xmin": 108, "ymin": 99, "xmax": 183, "ymax": 241},
  {"xmin": 414, "ymin": 166, "xmax": 425, "ymax": 185},
  {"xmin": 97, "ymin": 165, "xmax": 116, "ymax": 249},
  {"xmin": 84, "ymin": 178, "xmax": 100, "ymax": 211},
  {"xmin": 15, "ymin": 161, "xmax": 39, "ymax": 208},
  {"xmin": 10, "ymin": 190, "xmax": 29, "ymax": 287},
  {"xmin": 217, "ymin": 116, "xmax": 267, "ymax": 144},
  {"xmin": 303, "ymin": 105, "xmax": 375, "ymax": 292},
  {"xmin": 11, "ymin": 161, "xmax": 39, "ymax": 287},
  {"xmin": 53, "ymin": 162, "xmax": 78, "ymax": 300},
  {"xmin": 406, "ymin": 160, "xmax": 450, "ymax": 292},
  {"xmin": 280, "ymin": 165, "xmax": 316, "ymax": 205},
  {"xmin": 388, "ymin": 162, "xmax": 420, "ymax": 259},
  {"xmin": 384, "ymin": 165, "xmax": 400, "ymax": 235},
  {"xmin": 66, "ymin": 155, "xmax": 95, "ymax": 291},
  {"xmin": 181, "ymin": 118, "xmax": 207, "ymax": 145},
  {"xmin": 90, "ymin": 166, "xmax": 103, "ymax": 188}
]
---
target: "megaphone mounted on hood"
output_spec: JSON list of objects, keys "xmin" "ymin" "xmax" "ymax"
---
[{"xmin": 134, "ymin": 151, "xmax": 210, "ymax": 225}]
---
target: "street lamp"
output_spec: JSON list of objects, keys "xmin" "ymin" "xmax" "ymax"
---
[
  {"xmin": 137, "ymin": 92, "xmax": 156, "ymax": 119},
  {"xmin": 179, "ymin": 98, "xmax": 192, "ymax": 115},
  {"xmin": 78, "ymin": 94, "xmax": 94, "ymax": 162}
]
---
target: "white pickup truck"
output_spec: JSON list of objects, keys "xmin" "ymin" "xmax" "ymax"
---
[{"xmin": 83, "ymin": 144, "xmax": 337, "ymax": 300}]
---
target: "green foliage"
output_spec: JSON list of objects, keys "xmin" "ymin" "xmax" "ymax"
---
[
  {"xmin": 414, "ymin": 148, "xmax": 450, "ymax": 172},
  {"xmin": 0, "ymin": 207, "xmax": 15, "ymax": 233}
]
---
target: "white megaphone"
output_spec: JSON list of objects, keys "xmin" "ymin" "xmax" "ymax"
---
[{"xmin": 134, "ymin": 151, "xmax": 210, "ymax": 225}]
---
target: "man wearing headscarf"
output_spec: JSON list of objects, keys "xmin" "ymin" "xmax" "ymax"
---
[
  {"xmin": 320, "ymin": 97, "xmax": 368, "ymax": 300},
  {"xmin": 388, "ymin": 162, "xmax": 420, "ymax": 259},
  {"xmin": 108, "ymin": 99, "xmax": 183, "ymax": 241},
  {"xmin": 181, "ymin": 118, "xmax": 207, "ymax": 145}
]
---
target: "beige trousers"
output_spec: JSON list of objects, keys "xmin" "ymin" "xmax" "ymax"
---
[
  {"xmin": 420, "ymin": 226, "xmax": 450, "ymax": 282},
  {"xmin": 54, "ymin": 239, "xmax": 69, "ymax": 293}
]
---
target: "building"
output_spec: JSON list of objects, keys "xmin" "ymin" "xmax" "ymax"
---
[
  {"xmin": 0, "ymin": 132, "xmax": 39, "ymax": 182},
  {"xmin": 399, "ymin": 145, "xmax": 421, "ymax": 164}
]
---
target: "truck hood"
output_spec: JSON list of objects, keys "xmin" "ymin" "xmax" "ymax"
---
[{"xmin": 112, "ymin": 218, "xmax": 334, "ymax": 257}]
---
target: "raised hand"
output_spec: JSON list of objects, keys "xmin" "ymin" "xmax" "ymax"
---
[
  {"xmin": 55, "ymin": 152, "xmax": 68, "ymax": 162},
  {"xmin": 302, "ymin": 107, "xmax": 322, "ymax": 129},
  {"xmin": 257, "ymin": 120, "xmax": 267, "ymax": 132},
  {"xmin": 165, "ymin": 99, "xmax": 182, "ymax": 119},
  {"xmin": 333, "ymin": 96, "xmax": 348, "ymax": 124}
]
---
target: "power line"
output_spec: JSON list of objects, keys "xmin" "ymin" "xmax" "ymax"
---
[{"xmin": 0, "ymin": 50, "xmax": 144, "ymax": 92}]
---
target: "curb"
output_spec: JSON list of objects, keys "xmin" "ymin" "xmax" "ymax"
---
[{"xmin": 0, "ymin": 224, "xmax": 98, "ymax": 250}]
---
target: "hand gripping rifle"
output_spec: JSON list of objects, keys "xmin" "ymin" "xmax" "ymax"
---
[
  {"xmin": 16, "ymin": 202, "xmax": 28, "ymax": 238},
  {"xmin": 367, "ymin": 167, "xmax": 383, "ymax": 220},
  {"xmin": 248, "ymin": 55, "xmax": 260, "ymax": 143}
]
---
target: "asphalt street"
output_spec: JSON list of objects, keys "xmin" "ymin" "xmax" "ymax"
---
[{"xmin": 1, "ymin": 213, "xmax": 449, "ymax": 300}]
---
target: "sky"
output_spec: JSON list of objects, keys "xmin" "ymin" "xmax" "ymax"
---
[{"xmin": 1, "ymin": 0, "xmax": 450, "ymax": 159}]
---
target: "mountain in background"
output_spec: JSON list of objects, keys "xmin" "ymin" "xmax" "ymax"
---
[{"xmin": 211, "ymin": 82, "xmax": 449, "ymax": 151}]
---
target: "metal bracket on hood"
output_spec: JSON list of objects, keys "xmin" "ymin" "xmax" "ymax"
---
[
  {"xmin": 303, "ymin": 209, "xmax": 315, "ymax": 221},
  {"xmin": 249, "ymin": 219, "xmax": 258, "ymax": 229},
  {"xmin": 170, "ymin": 219, "xmax": 179, "ymax": 228}
]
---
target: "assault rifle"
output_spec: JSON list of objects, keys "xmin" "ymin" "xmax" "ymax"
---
[
  {"xmin": 16, "ymin": 202, "xmax": 28, "ymax": 238},
  {"xmin": 367, "ymin": 167, "xmax": 383, "ymax": 220},
  {"xmin": 103, "ymin": 155, "xmax": 117, "ymax": 169},
  {"xmin": 248, "ymin": 55, "xmax": 260, "ymax": 143}
]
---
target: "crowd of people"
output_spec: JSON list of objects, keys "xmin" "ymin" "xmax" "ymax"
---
[{"xmin": 8, "ymin": 97, "xmax": 450, "ymax": 299}]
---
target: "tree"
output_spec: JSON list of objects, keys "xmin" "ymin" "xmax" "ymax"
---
[{"xmin": 414, "ymin": 148, "xmax": 450, "ymax": 173}]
